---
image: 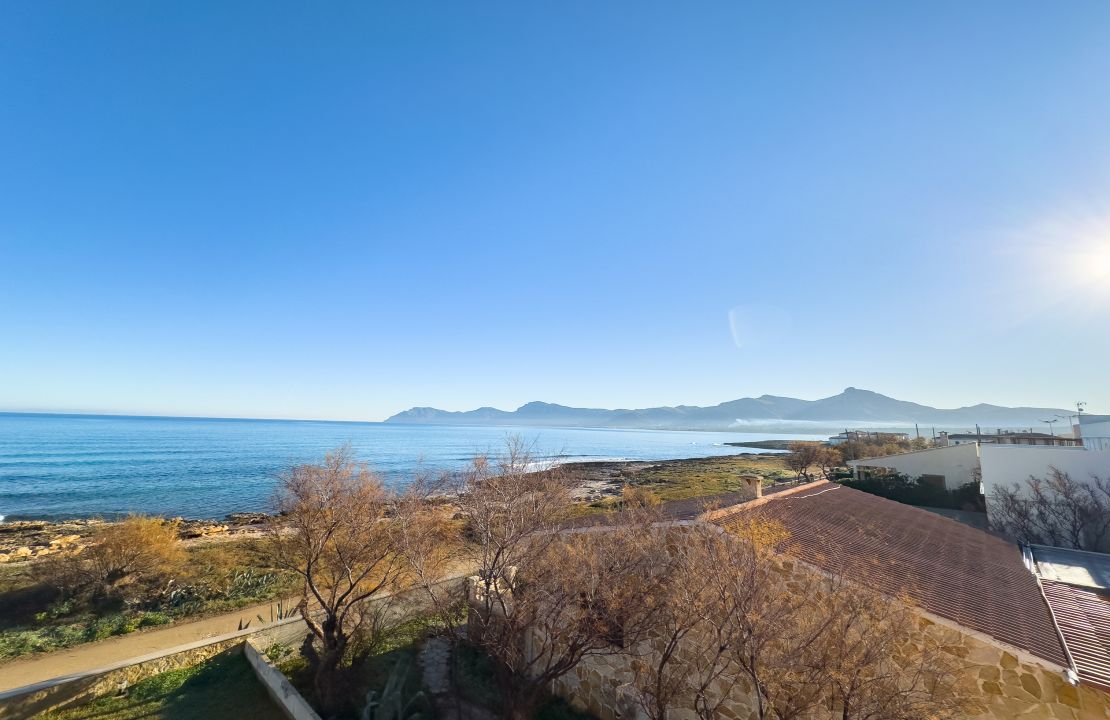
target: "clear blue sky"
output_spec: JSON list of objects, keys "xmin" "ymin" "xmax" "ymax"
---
[{"xmin": 3, "ymin": 2, "xmax": 1110, "ymax": 421}]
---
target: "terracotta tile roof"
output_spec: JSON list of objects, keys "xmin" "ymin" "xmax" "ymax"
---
[
  {"xmin": 713, "ymin": 482, "xmax": 1069, "ymax": 668},
  {"xmin": 1040, "ymin": 580, "xmax": 1110, "ymax": 690}
]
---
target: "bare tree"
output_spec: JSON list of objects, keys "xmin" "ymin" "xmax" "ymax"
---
[
  {"xmin": 786, "ymin": 577, "xmax": 970, "ymax": 720},
  {"xmin": 392, "ymin": 470, "xmax": 465, "ymax": 623},
  {"xmin": 454, "ymin": 438, "xmax": 574, "ymax": 609},
  {"xmin": 814, "ymin": 446, "xmax": 843, "ymax": 480},
  {"xmin": 628, "ymin": 519, "xmax": 970, "ymax": 720},
  {"xmin": 625, "ymin": 518, "xmax": 798, "ymax": 720},
  {"xmin": 456, "ymin": 439, "xmax": 668, "ymax": 720},
  {"xmin": 785, "ymin": 442, "xmax": 822, "ymax": 482},
  {"xmin": 628, "ymin": 522, "xmax": 740, "ymax": 720},
  {"xmin": 989, "ymin": 467, "xmax": 1110, "ymax": 551},
  {"xmin": 268, "ymin": 446, "xmax": 411, "ymax": 716}
]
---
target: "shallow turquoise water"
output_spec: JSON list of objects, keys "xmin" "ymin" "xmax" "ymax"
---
[{"xmin": 0, "ymin": 413, "xmax": 818, "ymax": 520}]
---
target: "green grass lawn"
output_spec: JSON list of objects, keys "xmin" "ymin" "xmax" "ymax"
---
[{"xmin": 35, "ymin": 651, "xmax": 283, "ymax": 720}]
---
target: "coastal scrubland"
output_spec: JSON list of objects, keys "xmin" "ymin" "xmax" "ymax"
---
[
  {"xmin": 567, "ymin": 452, "xmax": 792, "ymax": 516},
  {"xmin": 258, "ymin": 444, "xmax": 966, "ymax": 720},
  {"xmin": 0, "ymin": 450, "xmax": 793, "ymax": 664},
  {"xmin": 0, "ymin": 532, "xmax": 297, "ymax": 660},
  {"xmin": 6, "ymin": 443, "xmax": 983, "ymax": 720}
]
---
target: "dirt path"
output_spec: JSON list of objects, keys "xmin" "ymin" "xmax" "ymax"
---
[{"xmin": 0, "ymin": 596, "xmax": 300, "ymax": 693}]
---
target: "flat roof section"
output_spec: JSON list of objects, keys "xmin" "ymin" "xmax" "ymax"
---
[{"xmin": 1032, "ymin": 545, "xmax": 1110, "ymax": 590}]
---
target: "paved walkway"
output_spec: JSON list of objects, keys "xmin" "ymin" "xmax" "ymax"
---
[
  {"xmin": 0, "ymin": 596, "xmax": 300, "ymax": 693},
  {"xmin": 418, "ymin": 636, "xmax": 450, "ymax": 695}
]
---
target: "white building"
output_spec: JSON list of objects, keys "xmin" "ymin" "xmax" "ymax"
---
[
  {"xmin": 847, "ymin": 442, "xmax": 981, "ymax": 491},
  {"xmin": 848, "ymin": 441, "xmax": 1110, "ymax": 498},
  {"xmin": 1077, "ymin": 415, "xmax": 1110, "ymax": 452},
  {"xmin": 828, "ymin": 430, "xmax": 910, "ymax": 445},
  {"xmin": 937, "ymin": 431, "xmax": 1081, "ymax": 447}
]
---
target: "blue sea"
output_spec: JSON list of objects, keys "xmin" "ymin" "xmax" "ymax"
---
[{"xmin": 0, "ymin": 413, "xmax": 820, "ymax": 520}]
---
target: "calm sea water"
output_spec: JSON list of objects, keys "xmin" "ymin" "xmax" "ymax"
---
[{"xmin": 0, "ymin": 413, "xmax": 820, "ymax": 520}]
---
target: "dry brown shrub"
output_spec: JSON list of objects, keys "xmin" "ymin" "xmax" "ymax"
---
[
  {"xmin": 43, "ymin": 516, "xmax": 183, "ymax": 599},
  {"xmin": 86, "ymin": 516, "xmax": 184, "ymax": 586},
  {"xmin": 622, "ymin": 483, "xmax": 662, "ymax": 508}
]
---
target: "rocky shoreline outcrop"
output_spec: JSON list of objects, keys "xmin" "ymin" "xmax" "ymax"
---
[{"xmin": 0, "ymin": 512, "xmax": 275, "ymax": 564}]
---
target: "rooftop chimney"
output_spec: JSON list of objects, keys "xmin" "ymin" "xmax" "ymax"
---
[{"xmin": 738, "ymin": 473, "xmax": 763, "ymax": 499}]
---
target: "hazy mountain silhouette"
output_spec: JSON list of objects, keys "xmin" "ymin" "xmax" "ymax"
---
[{"xmin": 385, "ymin": 388, "xmax": 1071, "ymax": 432}]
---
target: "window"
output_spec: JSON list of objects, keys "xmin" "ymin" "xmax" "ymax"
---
[{"xmin": 920, "ymin": 474, "xmax": 946, "ymax": 489}]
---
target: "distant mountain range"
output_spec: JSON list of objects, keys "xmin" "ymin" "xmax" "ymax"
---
[{"xmin": 384, "ymin": 388, "xmax": 1073, "ymax": 433}]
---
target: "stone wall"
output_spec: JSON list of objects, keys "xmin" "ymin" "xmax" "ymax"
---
[{"xmin": 550, "ymin": 558, "xmax": 1110, "ymax": 720}]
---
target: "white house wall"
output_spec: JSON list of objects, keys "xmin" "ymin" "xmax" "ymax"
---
[
  {"xmin": 849, "ymin": 442, "xmax": 981, "ymax": 490},
  {"xmin": 979, "ymin": 445, "xmax": 1110, "ymax": 501},
  {"xmin": 1079, "ymin": 418, "xmax": 1110, "ymax": 451}
]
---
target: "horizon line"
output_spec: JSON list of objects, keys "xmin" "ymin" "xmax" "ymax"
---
[{"xmin": 0, "ymin": 409, "xmax": 385, "ymax": 425}]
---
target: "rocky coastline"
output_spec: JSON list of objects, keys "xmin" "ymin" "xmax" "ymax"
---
[
  {"xmin": 0, "ymin": 512, "xmax": 273, "ymax": 564},
  {"xmin": 0, "ymin": 452, "xmax": 787, "ymax": 564}
]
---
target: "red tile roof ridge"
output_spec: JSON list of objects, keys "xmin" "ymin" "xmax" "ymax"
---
[{"xmin": 698, "ymin": 479, "xmax": 833, "ymax": 522}]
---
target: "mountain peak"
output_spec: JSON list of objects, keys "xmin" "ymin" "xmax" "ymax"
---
[{"xmin": 385, "ymin": 392, "xmax": 1072, "ymax": 432}]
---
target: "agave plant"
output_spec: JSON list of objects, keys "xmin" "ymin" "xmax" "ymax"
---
[
  {"xmin": 269, "ymin": 599, "xmax": 299, "ymax": 622},
  {"xmin": 225, "ymin": 568, "xmax": 277, "ymax": 600}
]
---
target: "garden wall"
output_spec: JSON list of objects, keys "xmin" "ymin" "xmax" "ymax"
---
[
  {"xmin": 243, "ymin": 637, "xmax": 320, "ymax": 720},
  {"xmin": 0, "ymin": 616, "xmax": 308, "ymax": 720},
  {"xmin": 0, "ymin": 573, "xmax": 468, "ymax": 720}
]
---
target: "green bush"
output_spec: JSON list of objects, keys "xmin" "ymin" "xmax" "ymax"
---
[
  {"xmin": 840, "ymin": 474, "xmax": 984, "ymax": 511},
  {"xmin": 951, "ymin": 481, "xmax": 987, "ymax": 512}
]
